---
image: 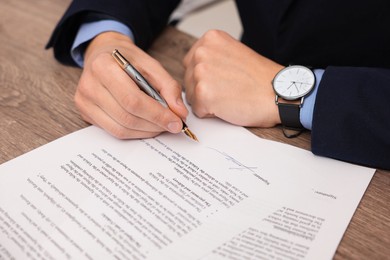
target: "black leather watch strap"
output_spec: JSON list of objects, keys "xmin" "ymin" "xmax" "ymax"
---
[{"xmin": 277, "ymin": 103, "xmax": 304, "ymax": 130}]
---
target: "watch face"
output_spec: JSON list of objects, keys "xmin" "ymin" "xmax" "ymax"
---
[{"xmin": 273, "ymin": 65, "xmax": 315, "ymax": 100}]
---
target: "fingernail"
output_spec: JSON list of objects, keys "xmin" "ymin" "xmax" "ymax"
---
[{"xmin": 168, "ymin": 121, "xmax": 182, "ymax": 133}]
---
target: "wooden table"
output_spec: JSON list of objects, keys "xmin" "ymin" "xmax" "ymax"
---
[{"xmin": 0, "ymin": 0, "xmax": 389, "ymax": 259}]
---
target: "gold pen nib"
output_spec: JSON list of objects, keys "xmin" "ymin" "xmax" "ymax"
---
[{"xmin": 182, "ymin": 121, "xmax": 199, "ymax": 142}]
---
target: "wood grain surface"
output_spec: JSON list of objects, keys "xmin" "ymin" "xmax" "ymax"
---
[{"xmin": 0, "ymin": 0, "xmax": 389, "ymax": 259}]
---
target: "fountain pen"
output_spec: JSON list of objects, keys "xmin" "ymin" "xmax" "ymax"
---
[{"xmin": 112, "ymin": 49, "xmax": 198, "ymax": 141}]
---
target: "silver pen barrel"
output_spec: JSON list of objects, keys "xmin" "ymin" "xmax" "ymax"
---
[{"xmin": 112, "ymin": 49, "xmax": 168, "ymax": 108}]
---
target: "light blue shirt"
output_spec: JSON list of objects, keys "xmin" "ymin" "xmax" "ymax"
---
[
  {"xmin": 300, "ymin": 69, "xmax": 323, "ymax": 130},
  {"xmin": 71, "ymin": 20, "xmax": 134, "ymax": 67},
  {"xmin": 71, "ymin": 20, "xmax": 323, "ymax": 130}
]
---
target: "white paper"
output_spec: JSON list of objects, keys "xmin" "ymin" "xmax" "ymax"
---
[{"xmin": 0, "ymin": 113, "xmax": 374, "ymax": 260}]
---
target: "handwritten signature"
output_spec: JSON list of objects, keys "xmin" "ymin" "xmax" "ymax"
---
[{"xmin": 207, "ymin": 147, "xmax": 258, "ymax": 173}]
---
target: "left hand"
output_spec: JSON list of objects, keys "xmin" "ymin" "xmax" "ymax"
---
[{"xmin": 183, "ymin": 30, "xmax": 284, "ymax": 127}]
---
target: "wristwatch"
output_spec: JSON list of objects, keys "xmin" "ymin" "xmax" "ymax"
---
[{"xmin": 272, "ymin": 65, "xmax": 315, "ymax": 137}]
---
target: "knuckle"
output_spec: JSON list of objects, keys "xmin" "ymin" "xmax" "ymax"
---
[
  {"xmin": 117, "ymin": 94, "xmax": 169, "ymax": 129},
  {"xmin": 76, "ymin": 82, "xmax": 93, "ymax": 100},
  {"xmin": 89, "ymin": 56, "xmax": 103, "ymax": 74},
  {"xmin": 90, "ymin": 52, "xmax": 113, "ymax": 75},
  {"xmin": 193, "ymin": 63, "xmax": 208, "ymax": 81},
  {"xmin": 108, "ymin": 125, "xmax": 129, "ymax": 140},
  {"xmin": 168, "ymin": 78, "xmax": 182, "ymax": 92},
  {"xmin": 192, "ymin": 46, "xmax": 208, "ymax": 63},
  {"xmin": 203, "ymin": 29, "xmax": 225, "ymax": 40},
  {"xmin": 117, "ymin": 111, "xmax": 138, "ymax": 129},
  {"xmin": 121, "ymin": 93, "xmax": 141, "ymax": 113},
  {"xmin": 193, "ymin": 80, "xmax": 209, "ymax": 102},
  {"xmin": 151, "ymin": 110, "xmax": 169, "ymax": 125},
  {"xmin": 191, "ymin": 99, "xmax": 210, "ymax": 119},
  {"xmin": 74, "ymin": 84, "xmax": 92, "ymax": 111}
]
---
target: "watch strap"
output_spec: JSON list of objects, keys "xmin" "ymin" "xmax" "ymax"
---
[{"xmin": 277, "ymin": 102, "xmax": 304, "ymax": 138}]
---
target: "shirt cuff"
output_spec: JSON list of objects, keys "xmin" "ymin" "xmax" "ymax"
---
[
  {"xmin": 300, "ymin": 69, "xmax": 324, "ymax": 130},
  {"xmin": 71, "ymin": 20, "xmax": 134, "ymax": 67}
]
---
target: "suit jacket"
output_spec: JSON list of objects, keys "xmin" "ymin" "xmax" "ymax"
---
[{"xmin": 47, "ymin": 0, "xmax": 390, "ymax": 170}]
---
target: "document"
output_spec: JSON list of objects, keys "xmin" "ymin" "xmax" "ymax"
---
[{"xmin": 0, "ymin": 113, "xmax": 374, "ymax": 260}]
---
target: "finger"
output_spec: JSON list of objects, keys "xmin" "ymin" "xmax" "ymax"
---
[
  {"xmin": 118, "ymin": 48, "xmax": 189, "ymax": 121},
  {"xmin": 183, "ymin": 62, "xmax": 215, "ymax": 118},
  {"xmin": 92, "ymin": 104, "xmax": 162, "ymax": 139},
  {"xmin": 76, "ymin": 93, "xmax": 162, "ymax": 139},
  {"xmin": 183, "ymin": 30, "xmax": 227, "ymax": 68},
  {"xmin": 77, "ymin": 66, "xmax": 165, "ymax": 133},
  {"xmin": 90, "ymin": 80, "xmax": 164, "ymax": 132},
  {"xmin": 132, "ymin": 55, "xmax": 189, "ymax": 121},
  {"xmin": 183, "ymin": 34, "xmax": 206, "ymax": 69},
  {"xmin": 183, "ymin": 60, "xmax": 194, "ymax": 104},
  {"xmin": 183, "ymin": 44, "xmax": 209, "ymax": 104},
  {"xmin": 92, "ymin": 54, "xmax": 184, "ymax": 133}
]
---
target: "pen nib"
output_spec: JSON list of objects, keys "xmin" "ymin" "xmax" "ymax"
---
[
  {"xmin": 182, "ymin": 127, "xmax": 199, "ymax": 142},
  {"xmin": 181, "ymin": 121, "xmax": 198, "ymax": 142}
]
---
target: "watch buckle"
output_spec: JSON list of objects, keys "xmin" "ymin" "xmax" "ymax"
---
[{"xmin": 275, "ymin": 95, "xmax": 304, "ymax": 108}]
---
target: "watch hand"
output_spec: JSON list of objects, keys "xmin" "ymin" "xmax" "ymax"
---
[
  {"xmin": 294, "ymin": 84, "xmax": 300, "ymax": 93},
  {"xmin": 287, "ymin": 81, "xmax": 295, "ymax": 89},
  {"xmin": 294, "ymin": 81, "xmax": 312, "ymax": 85}
]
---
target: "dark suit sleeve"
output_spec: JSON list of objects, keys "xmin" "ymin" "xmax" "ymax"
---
[
  {"xmin": 46, "ymin": 0, "xmax": 181, "ymax": 66},
  {"xmin": 311, "ymin": 66, "xmax": 390, "ymax": 170}
]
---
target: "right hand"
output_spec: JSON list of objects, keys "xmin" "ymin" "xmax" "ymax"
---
[{"xmin": 75, "ymin": 32, "xmax": 188, "ymax": 139}]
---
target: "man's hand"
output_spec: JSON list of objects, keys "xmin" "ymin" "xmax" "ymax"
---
[
  {"xmin": 183, "ymin": 30, "xmax": 284, "ymax": 127},
  {"xmin": 75, "ymin": 32, "xmax": 188, "ymax": 139}
]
